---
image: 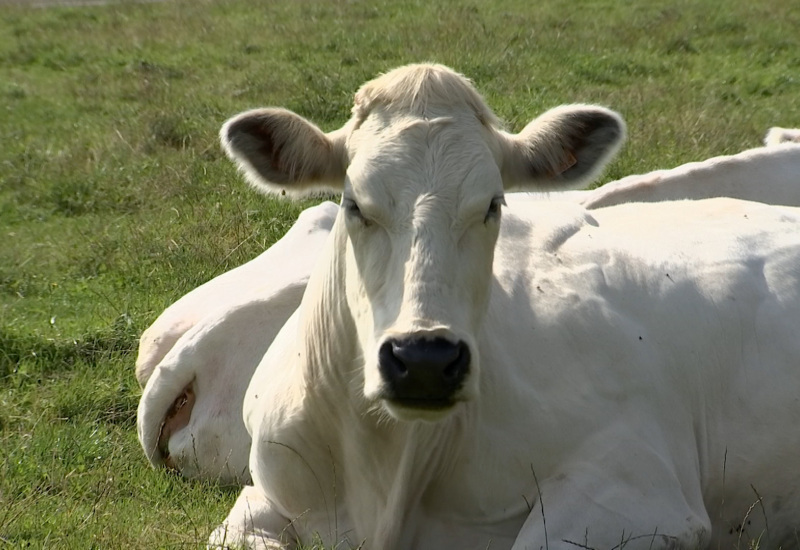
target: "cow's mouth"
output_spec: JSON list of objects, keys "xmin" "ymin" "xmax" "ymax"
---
[
  {"xmin": 386, "ymin": 397, "xmax": 456, "ymax": 410},
  {"xmin": 381, "ymin": 395, "xmax": 462, "ymax": 422}
]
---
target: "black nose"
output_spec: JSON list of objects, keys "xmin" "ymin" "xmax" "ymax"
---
[{"xmin": 378, "ymin": 337, "xmax": 470, "ymax": 408}]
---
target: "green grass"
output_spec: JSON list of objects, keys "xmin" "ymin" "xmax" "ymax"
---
[{"xmin": 0, "ymin": 0, "xmax": 798, "ymax": 547}]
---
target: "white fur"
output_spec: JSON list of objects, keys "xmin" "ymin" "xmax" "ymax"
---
[
  {"xmin": 203, "ymin": 65, "xmax": 800, "ymax": 549},
  {"xmin": 136, "ymin": 202, "xmax": 337, "ymax": 484},
  {"xmin": 582, "ymin": 143, "xmax": 800, "ymax": 209},
  {"xmin": 138, "ymin": 141, "xmax": 800, "ymax": 490},
  {"xmin": 135, "ymin": 203, "xmax": 335, "ymax": 388},
  {"xmin": 212, "ymin": 198, "xmax": 800, "ymax": 550},
  {"xmin": 138, "ymin": 140, "xmax": 800, "ymax": 488},
  {"xmin": 764, "ymin": 126, "xmax": 800, "ymax": 146}
]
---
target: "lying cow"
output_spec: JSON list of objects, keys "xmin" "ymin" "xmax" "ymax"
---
[
  {"xmin": 194, "ymin": 64, "xmax": 800, "ymax": 549},
  {"xmin": 137, "ymin": 202, "xmax": 336, "ymax": 482},
  {"xmin": 582, "ymin": 140, "xmax": 800, "ymax": 209},
  {"xmin": 134, "ymin": 203, "xmax": 338, "ymax": 389},
  {"xmin": 138, "ymin": 133, "xmax": 800, "ymax": 487}
]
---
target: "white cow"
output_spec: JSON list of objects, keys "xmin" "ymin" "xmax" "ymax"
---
[
  {"xmin": 204, "ymin": 64, "xmax": 800, "ymax": 549},
  {"xmin": 137, "ymin": 202, "xmax": 337, "ymax": 483},
  {"xmin": 138, "ymin": 128, "xmax": 800, "ymax": 390},
  {"xmin": 138, "ymin": 122, "xmax": 800, "ymax": 488}
]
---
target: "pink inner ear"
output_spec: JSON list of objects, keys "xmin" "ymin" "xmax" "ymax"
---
[{"xmin": 158, "ymin": 384, "xmax": 196, "ymax": 468}]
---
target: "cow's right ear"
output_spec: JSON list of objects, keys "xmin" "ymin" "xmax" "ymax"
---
[
  {"xmin": 498, "ymin": 105, "xmax": 626, "ymax": 192},
  {"xmin": 220, "ymin": 108, "xmax": 348, "ymax": 197}
]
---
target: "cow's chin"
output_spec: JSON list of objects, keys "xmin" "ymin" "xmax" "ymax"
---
[{"xmin": 381, "ymin": 398, "xmax": 460, "ymax": 423}]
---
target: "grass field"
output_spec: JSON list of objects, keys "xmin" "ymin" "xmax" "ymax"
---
[{"xmin": 1, "ymin": 0, "xmax": 798, "ymax": 547}]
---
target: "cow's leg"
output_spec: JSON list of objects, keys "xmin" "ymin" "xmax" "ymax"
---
[
  {"xmin": 209, "ymin": 486, "xmax": 295, "ymax": 550},
  {"xmin": 511, "ymin": 443, "xmax": 711, "ymax": 550}
]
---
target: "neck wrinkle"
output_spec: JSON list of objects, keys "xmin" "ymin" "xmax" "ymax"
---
[
  {"xmin": 372, "ymin": 410, "xmax": 471, "ymax": 549},
  {"xmin": 299, "ymin": 217, "xmax": 357, "ymax": 390}
]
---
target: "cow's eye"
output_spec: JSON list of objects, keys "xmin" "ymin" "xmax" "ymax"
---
[
  {"xmin": 343, "ymin": 198, "xmax": 371, "ymax": 227},
  {"xmin": 484, "ymin": 196, "xmax": 506, "ymax": 223}
]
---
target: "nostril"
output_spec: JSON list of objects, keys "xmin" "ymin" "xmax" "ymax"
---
[
  {"xmin": 442, "ymin": 342, "xmax": 470, "ymax": 380},
  {"xmin": 379, "ymin": 341, "xmax": 408, "ymax": 378}
]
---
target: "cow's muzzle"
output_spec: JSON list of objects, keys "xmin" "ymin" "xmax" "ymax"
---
[{"xmin": 378, "ymin": 337, "xmax": 470, "ymax": 410}]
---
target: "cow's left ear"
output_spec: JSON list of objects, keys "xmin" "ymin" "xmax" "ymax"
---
[
  {"xmin": 221, "ymin": 108, "xmax": 348, "ymax": 197},
  {"xmin": 498, "ymin": 105, "xmax": 626, "ymax": 191}
]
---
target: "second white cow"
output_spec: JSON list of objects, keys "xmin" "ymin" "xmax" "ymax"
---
[
  {"xmin": 583, "ymin": 140, "xmax": 800, "ymax": 209},
  {"xmin": 137, "ymin": 202, "xmax": 337, "ymax": 483}
]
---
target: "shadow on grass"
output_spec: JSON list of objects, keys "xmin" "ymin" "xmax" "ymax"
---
[{"xmin": 0, "ymin": 314, "xmax": 138, "ymax": 379}]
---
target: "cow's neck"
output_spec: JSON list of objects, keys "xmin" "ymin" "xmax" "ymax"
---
[{"xmin": 295, "ymin": 215, "xmax": 472, "ymax": 548}]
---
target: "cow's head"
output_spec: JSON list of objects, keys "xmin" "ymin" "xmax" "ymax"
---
[{"xmin": 221, "ymin": 64, "xmax": 625, "ymax": 422}]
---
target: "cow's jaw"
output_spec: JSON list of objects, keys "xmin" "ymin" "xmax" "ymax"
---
[{"xmin": 342, "ymin": 114, "xmax": 502, "ymax": 422}]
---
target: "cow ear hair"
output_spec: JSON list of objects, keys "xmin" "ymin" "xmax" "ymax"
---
[
  {"xmin": 499, "ymin": 105, "xmax": 626, "ymax": 191},
  {"xmin": 220, "ymin": 108, "xmax": 348, "ymax": 197}
]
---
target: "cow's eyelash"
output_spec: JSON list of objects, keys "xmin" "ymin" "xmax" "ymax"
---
[
  {"xmin": 342, "ymin": 198, "xmax": 361, "ymax": 215},
  {"xmin": 484, "ymin": 196, "xmax": 505, "ymax": 223},
  {"xmin": 343, "ymin": 198, "xmax": 372, "ymax": 226}
]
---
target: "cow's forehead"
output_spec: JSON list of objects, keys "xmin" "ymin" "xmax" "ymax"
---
[{"xmin": 345, "ymin": 112, "xmax": 503, "ymax": 216}]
